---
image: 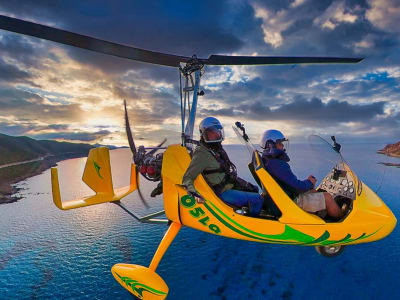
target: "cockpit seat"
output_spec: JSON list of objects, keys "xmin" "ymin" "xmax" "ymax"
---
[{"xmin": 248, "ymin": 157, "xmax": 282, "ymax": 219}]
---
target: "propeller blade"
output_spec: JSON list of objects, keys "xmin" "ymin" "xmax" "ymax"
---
[
  {"xmin": 146, "ymin": 138, "xmax": 167, "ymax": 156},
  {"xmin": 124, "ymin": 100, "xmax": 137, "ymax": 161},
  {"xmin": 204, "ymin": 55, "xmax": 363, "ymax": 65},
  {"xmin": 136, "ymin": 165, "xmax": 150, "ymax": 208},
  {"xmin": 0, "ymin": 15, "xmax": 190, "ymax": 67}
]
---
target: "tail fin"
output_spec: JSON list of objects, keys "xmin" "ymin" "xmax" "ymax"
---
[
  {"xmin": 82, "ymin": 147, "xmax": 114, "ymax": 194},
  {"xmin": 51, "ymin": 147, "xmax": 137, "ymax": 210}
]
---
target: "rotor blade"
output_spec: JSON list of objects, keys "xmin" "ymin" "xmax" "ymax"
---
[
  {"xmin": 146, "ymin": 138, "xmax": 167, "ymax": 156},
  {"xmin": 0, "ymin": 15, "xmax": 363, "ymax": 68},
  {"xmin": 0, "ymin": 15, "xmax": 190, "ymax": 67},
  {"xmin": 204, "ymin": 55, "xmax": 363, "ymax": 65},
  {"xmin": 136, "ymin": 166, "xmax": 150, "ymax": 208},
  {"xmin": 124, "ymin": 100, "xmax": 137, "ymax": 160}
]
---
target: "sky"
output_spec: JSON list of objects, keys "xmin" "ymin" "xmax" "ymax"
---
[{"xmin": 0, "ymin": 0, "xmax": 399, "ymax": 146}]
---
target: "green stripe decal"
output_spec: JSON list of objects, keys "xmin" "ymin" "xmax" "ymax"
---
[
  {"xmin": 93, "ymin": 160, "xmax": 103, "ymax": 179},
  {"xmin": 203, "ymin": 199, "xmax": 380, "ymax": 246},
  {"xmin": 304, "ymin": 231, "xmax": 330, "ymax": 245},
  {"xmin": 204, "ymin": 201, "xmax": 299, "ymax": 244},
  {"xmin": 115, "ymin": 272, "xmax": 167, "ymax": 297},
  {"xmin": 206, "ymin": 199, "xmax": 315, "ymax": 243}
]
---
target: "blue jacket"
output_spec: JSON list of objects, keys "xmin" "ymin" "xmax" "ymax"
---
[{"xmin": 262, "ymin": 148, "xmax": 313, "ymax": 196}]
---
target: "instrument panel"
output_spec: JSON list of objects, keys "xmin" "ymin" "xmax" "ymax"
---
[{"xmin": 318, "ymin": 168, "xmax": 356, "ymax": 200}]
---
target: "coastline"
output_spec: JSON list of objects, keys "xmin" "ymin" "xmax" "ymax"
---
[
  {"xmin": 377, "ymin": 149, "xmax": 400, "ymax": 167},
  {"xmin": 0, "ymin": 153, "xmax": 88, "ymax": 204},
  {"xmin": 377, "ymin": 150, "xmax": 400, "ymax": 158}
]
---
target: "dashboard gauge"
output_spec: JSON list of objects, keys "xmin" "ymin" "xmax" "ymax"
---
[
  {"xmin": 342, "ymin": 179, "xmax": 347, "ymax": 185},
  {"xmin": 349, "ymin": 188, "xmax": 354, "ymax": 193},
  {"xmin": 349, "ymin": 181, "xmax": 353, "ymax": 186},
  {"xmin": 344, "ymin": 186, "xmax": 348, "ymax": 191}
]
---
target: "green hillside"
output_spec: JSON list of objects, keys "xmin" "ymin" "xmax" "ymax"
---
[{"xmin": 0, "ymin": 133, "xmax": 94, "ymax": 165}]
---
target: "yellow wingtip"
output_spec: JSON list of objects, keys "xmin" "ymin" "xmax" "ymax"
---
[{"xmin": 51, "ymin": 167, "xmax": 64, "ymax": 210}]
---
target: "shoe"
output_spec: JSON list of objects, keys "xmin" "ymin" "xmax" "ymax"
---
[
  {"xmin": 341, "ymin": 203, "xmax": 348, "ymax": 214},
  {"xmin": 150, "ymin": 183, "xmax": 163, "ymax": 197}
]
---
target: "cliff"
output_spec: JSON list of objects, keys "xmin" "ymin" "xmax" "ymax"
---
[{"xmin": 378, "ymin": 141, "xmax": 400, "ymax": 157}]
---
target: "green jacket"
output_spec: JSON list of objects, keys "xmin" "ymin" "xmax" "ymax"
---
[{"xmin": 182, "ymin": 143, "xmax": 233, "ymax": 194}]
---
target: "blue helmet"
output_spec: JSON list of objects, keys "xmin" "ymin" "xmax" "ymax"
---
[
  {"xmin": 259, "ymin": 129, "xmax": 287, "ymax": 149},
  {"xmin": 199, "ymin": 117, "xmax": 225, "ymax": 143}
]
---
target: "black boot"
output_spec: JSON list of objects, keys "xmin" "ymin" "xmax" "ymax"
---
[{"xmin": 151, "ymin": 181, "xmax": 163, "ymax": 197}]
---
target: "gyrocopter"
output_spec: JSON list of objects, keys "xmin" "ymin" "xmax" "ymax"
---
[{"xmin": 0, "ymin": 15, "xmax": 396, "ymax": 300}]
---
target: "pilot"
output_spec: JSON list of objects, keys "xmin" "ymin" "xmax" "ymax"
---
[
  {"xmin": 182, "ymin": 117, "xmax": 264, "ymax": 216},
  {"xmin": 260, "ymin": 129, "xmax": 344, "ymax": 219}
]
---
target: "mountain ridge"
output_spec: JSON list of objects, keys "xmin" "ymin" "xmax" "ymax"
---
[{"xmin": 0, "ymin": 133, "xmax": 119, "ymax": 203}]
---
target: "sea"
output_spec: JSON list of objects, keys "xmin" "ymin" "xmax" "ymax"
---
[{"xmin": 0, "ymin": 143, "xmax": 399, "ymax": 300}]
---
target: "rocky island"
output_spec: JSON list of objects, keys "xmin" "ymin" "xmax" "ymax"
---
[
  {"xmin": 0, "ymin": 133, "xmax": 117, "ymax": 204},
  {"xmin": 378, "ymin": 141, "xmax": 400, "ymax": 168}
]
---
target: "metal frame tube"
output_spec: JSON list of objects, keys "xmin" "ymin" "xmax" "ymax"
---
[{"xmin": 184, "ymin": 70, "xmax": 201, "ymax": 139}]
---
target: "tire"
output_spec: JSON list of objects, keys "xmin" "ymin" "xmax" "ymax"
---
[{"xmin": 315, "ymin": 245, "xmax": 346, "ymax": 257}]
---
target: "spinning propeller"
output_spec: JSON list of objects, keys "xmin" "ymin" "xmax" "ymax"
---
[{"xmin": 124, "ymin": 100, "xmax": 167, "ymax": 208}]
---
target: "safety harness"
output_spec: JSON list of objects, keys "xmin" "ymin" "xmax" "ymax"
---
[{"xmin": 201, "ymin": 146, "xmax": 237, "ymax": 194}]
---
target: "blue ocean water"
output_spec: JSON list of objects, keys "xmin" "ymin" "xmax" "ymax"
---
[{"xmin": 0, "ymin": 143, "xmax": 399, "ymax": 300}]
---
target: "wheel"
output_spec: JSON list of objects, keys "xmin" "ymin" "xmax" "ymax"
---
[{"xmin": 315, "ymin": 245, "xmax": 345, "ymax": 257}]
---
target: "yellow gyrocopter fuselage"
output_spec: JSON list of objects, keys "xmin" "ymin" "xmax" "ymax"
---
[
  {"xmin": 1, "ymin": 13, "xmax": 395, "ymax": 300},
  {"xmin": 162, "ymin": 144, "xmax": 396, "ymax": 247},
  {"xmin": 51, "ymin": 143, "xmax": 396, "ymax": 299}
]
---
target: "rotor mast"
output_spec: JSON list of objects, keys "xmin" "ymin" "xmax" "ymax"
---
[{"xmin": 179, "ymin": 56, "xmax": 205, "ymax": 146}]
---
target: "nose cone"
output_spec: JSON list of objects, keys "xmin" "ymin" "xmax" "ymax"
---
[{"xmin": 352, "ymin": 181, "xmax": 397, "ymax": 242}]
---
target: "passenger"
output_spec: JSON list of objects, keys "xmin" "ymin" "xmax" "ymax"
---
[
  {"xmin": 182, "ymin": 117, "xmax": 264, "ymax": 216},
  {"xmin": 260, "ymin": 129, "xmax": 344, "ymax": 219}
]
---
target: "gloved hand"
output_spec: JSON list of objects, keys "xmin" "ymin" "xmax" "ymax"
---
[{"xmin": 188, "ymin": 191, "xmax": 205, "ymax": 204}]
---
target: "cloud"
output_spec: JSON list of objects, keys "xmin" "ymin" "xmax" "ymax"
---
[
  {"xmin": 0, "ymin": 0, "xmax": 399, "ymax": 144},
  {"xmin": 31, "ymin": 130, "xmax": 111, "ymax": 142},
  {"xmin": 0, "ymin": 57, "xmax": 33, "ymax": 84},
  {"xmin": 313, "ymin": 1, "xmax": 358, "ymax": 30},
  {"xmin": 366, "ymin": 0, "xmax": 400, "ymax": 34},
  {"xmin": 251, "ymin": 3, "xmax": 295, "ymax": 48},
  {"xmin": 201, "ymin": 96, "xmax": 386, "ymax": 124}
]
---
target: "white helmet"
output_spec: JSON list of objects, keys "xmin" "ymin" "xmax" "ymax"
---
[
  {"xmin": 199, "ymin": 117, "xmax": 225, "ymax": 143},
  {"xmin": 259, "ymin": 129, "xmax": 287, "ymax": 149}
]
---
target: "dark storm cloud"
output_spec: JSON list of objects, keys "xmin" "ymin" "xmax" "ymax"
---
[
  {"xmin": 202, "ymin": 96, "xmax": 386, "ymax": 123},
  {"xmin": 31, "ymin": 130, "xmax": 111, "ymax": 142}
]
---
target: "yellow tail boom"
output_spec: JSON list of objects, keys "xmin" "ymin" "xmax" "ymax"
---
[{"xmin": 51, "ymin": 146, "xmax": 138, "ymax": 210}]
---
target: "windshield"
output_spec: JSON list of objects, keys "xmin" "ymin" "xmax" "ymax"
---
[
  {"xmin": 308, "ymin": 135, "xmax": 343, "ymax": 170},
  {"xmin": 232, "ymin": 125, "xmax": 257, "ymax": 156},
  {"xmin": 308, "ymin": 135, "xmax": 361, "ymax": 197}
]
